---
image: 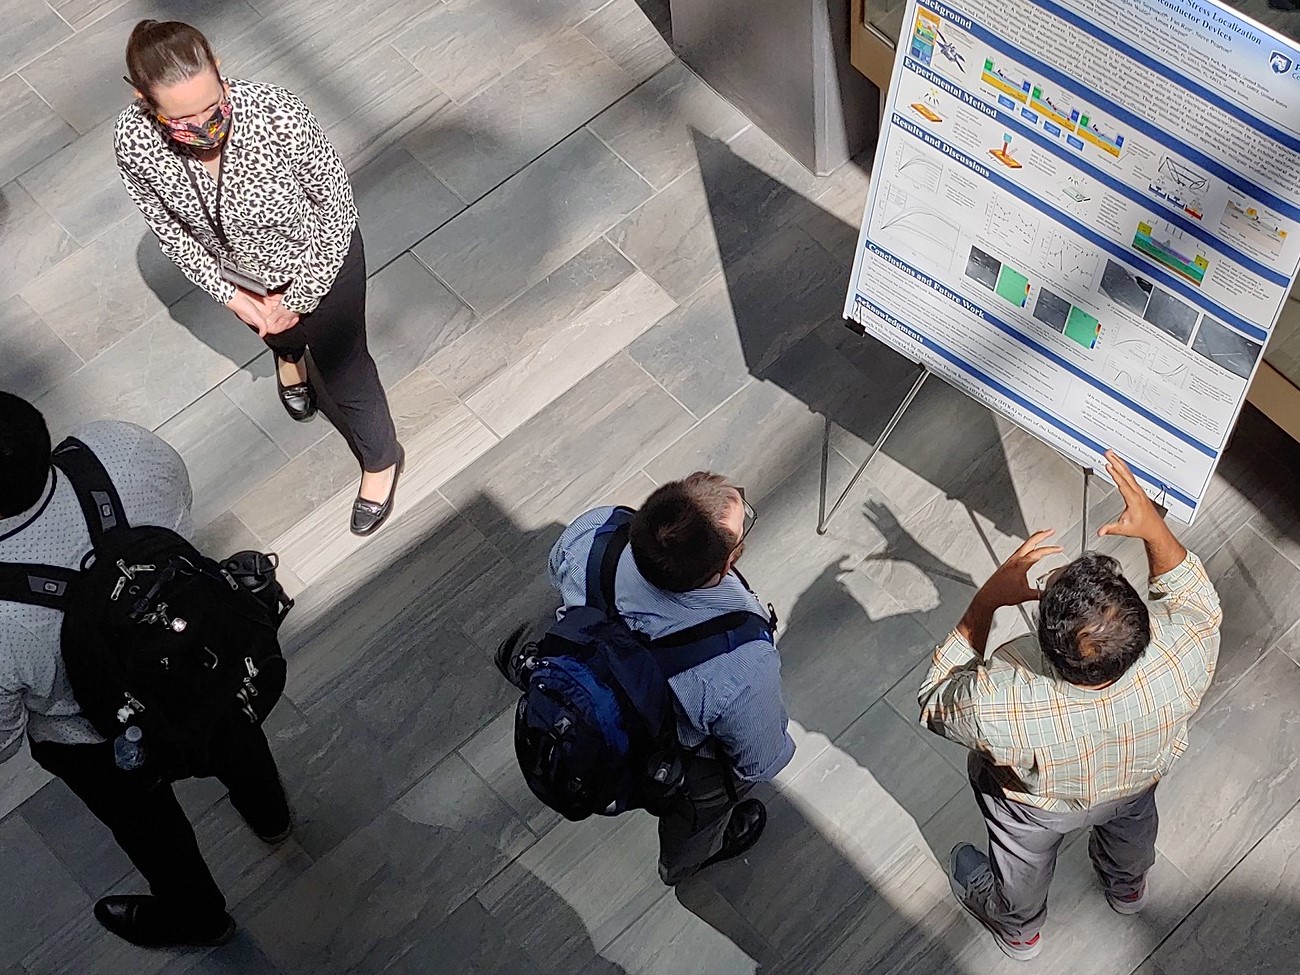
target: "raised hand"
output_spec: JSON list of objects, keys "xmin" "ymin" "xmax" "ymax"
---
[
  {"xmin": 1096, "ymin": 450, "xmax": 1186, "ymax": 575},
  {"xmin": 975, "ymin": 529, "xmax": 1064, "ymax": 610},
  {"xmin": 1097, "ymin": 451, "xmax": 1165, "ymax": 542}
]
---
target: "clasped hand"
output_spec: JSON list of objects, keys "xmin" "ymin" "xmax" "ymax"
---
[{"xmin": 226, "ymin": 289, "xmax": 299, "ymax": 337}]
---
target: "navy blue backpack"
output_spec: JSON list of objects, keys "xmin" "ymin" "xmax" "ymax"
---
[{"xmin": 503, "ymin": 508, "xmax": 775, "ymax": 822}]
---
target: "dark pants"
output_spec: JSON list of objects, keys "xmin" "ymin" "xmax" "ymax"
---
[
  {"xmin": 969, "ymin": 753, "xmax": 1158, "ymax": 941},
  {"xmin": 657, "ymin": 754, "xmax": 752, "ymax": 885},
  {"xmin": 30, "ymin": 720, "xmax": 290, "ymax": 922},
  {"xmin": 263, "ymin": 227, "xmax": 400, "ymax": 473}
]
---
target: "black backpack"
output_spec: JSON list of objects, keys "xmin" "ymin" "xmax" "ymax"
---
[
  {"xmin": 503, "ymin": 507, "xmax": 776, "ymax": 821},
  {"xmin": 0, "ymin": 437, "xmax": 293, "ymax": 780}
]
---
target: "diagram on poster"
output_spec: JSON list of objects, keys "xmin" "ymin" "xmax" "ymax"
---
[{"xmin": 843, "ymin": 0, "xmax": 1300, "ymax": 522}]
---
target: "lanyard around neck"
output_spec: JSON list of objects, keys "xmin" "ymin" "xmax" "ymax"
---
[{"xmin": 181, "ymin": 148, "xmax": 230, "ymax": 254}]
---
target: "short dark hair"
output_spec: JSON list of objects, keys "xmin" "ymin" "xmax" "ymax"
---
[
  {"xmin": 0, "ymin": 392, "xmax": 52, "ymax": 517},
  {"xmin": 629, "ymin": 472, "xmax": 740, "ymax": 592},
  {"xmin": 125, "ymin": 20, "xmax": 218, "ymax": 103},
  {"xmin": 1038, "ymin": 553, "xmax": 1150, "ymax": 686}
]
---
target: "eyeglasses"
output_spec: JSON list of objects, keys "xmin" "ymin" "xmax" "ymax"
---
[
  {"xmin": 126, "ymin": 74, "xmax": 229, "ymax": 127},
  {"xmin": 736, "ymin": 486, "xmax": 757, "ymax": 543}
]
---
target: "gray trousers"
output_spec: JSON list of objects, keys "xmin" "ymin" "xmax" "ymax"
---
[
  {"xmin": 969, "ymin": 753, "xmax": 1158, "ymax": 941},
  {"xmin": 657, "ymin": 755, "xmax": 752, "ymax": 885}
]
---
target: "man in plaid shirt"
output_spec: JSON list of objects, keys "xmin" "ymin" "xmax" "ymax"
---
[{"xmin": 920, "ymin": 452, "xmax": 1221, "ymax": 961}]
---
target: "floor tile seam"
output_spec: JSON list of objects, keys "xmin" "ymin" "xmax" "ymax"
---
[
  {"xmin": 4, "ymin": 177, "xmax": 90, "ymax": 271},
  {"xmin": 403, "ymin": 247, "xmax": 480, "ymax": 320},
  {"xmin": 798, "ymin": 218, "xmax": 855, "ymax": 274},
  {"xmin": 1273, "ymin": 616, "xmax": 1300, "ymax": 666},
  {"xmin": 584, "ymin": 120, "xmax": 659, "ymax": 195},
  {"xmin": 597, "ymin": 228, "xmax": 703, "ymax": 304},
  {"xmin": 1259, "ymin": 512, "xmax": 1300, "ymax": 575},
  {"xmin": 428, "ymin": 243, "xmax": 660, "ymax": 405},
  {"xmin": 1139, "ymin": 795, "xmax": 1300, "ymax": 972},
  {"xmin": 571, "ymin": 0, "xmax": 625, "ymax": 34},
  {"xmin": 453, "ymin": 386, "xmax": 507, "ymax": 441},
  {"xmin": 22, "ymin": 184, "xmax": 113, "ymax": 251},
  {"xmin": 381, "ymin": 678, "xmax": 524, "ymax": 819},
  {"xmin": 823, "ymin": 439, "xmax": 898, "ymax": 568},
  {"xmin": 450, "ymin": 279, "xmax": 674, "ymax": 436},
  {"xmin": 14, "ymin": 803, "xmax": 125, "ymax": 905},
  {"xmin": 17, "ymin": 229, "xmax": 202, "ymax": 369},
  {"xmin": 1196, "ymin": 510, "xmax": 1259, "ymax": 568},
  {"xmin": 752, "ymin": 437, "xmax": 884, "ymax": 577},
  {"xmin": 37, "ymin": 0, "xmax": 114, "ymax": 36},
  {"xmin": 446, "ymin": 749, "xmax": 546, "ymax": 885},
  {"xmin": 621, "ymin": 347, "xmax": 713, "ymax": 423},
  {"xmin": 399, "ymin": 57, "xmax": 669, "ymax": 259},
  {"xmin": 824, "ymin": 438, "xmax": 948, "ymax": 562},
  {"xmin": 6, "ymin": 294, "xmax": 86, "ymax": 371},
  {"xmin": 215, "ymin": 380, "xmax": 329, "ymax": 466},
  {"xmin": 880, "ymin": 686, "xmax": 971, "ymax": 779},
  {"xmin": 7, "ymin": 31, "xmax": 83, "ymax": 112},
  {"xmin": 45, "ymin": 2, "xmax": 76, "ymax": 37},
  {"xmin": 1190, "ymin": 639, "xmax": 1297, "ymax": 735},
  {"xmin": 392, "ymin": 1, "xmax": 602, "ymax": 111},
  {"xmin": 578, "ymin": 885, "xmax": 679, "ymax": 969}
]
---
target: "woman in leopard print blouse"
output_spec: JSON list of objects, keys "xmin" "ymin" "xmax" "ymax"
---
[{"xmin": 115, "ymin": 20, "xmax": 403, "ymax": 537}]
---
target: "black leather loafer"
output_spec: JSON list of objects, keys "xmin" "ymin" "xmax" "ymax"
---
[
  {"xmin": 350, "ymin": 446, "xmax": 405, "ymax": 537},
  {"xmin": 94, "ymin": 895, "xmax": 235, "ymax": 948},
  {"xmin": 276, "ymin": 361, "xmax": 316, "ymax": 422}
]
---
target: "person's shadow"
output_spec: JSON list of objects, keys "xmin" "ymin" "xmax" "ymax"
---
[
  {"xmin": 661, "ymin": 497, "xmax": 982, "ymax": 973},
  {"xmin": 688, "ymin": 126, "xmax": 1030, "ymax": 544},
  {"xmin": 260, "ymin": 485, "xmax": 979, "ymax": 974}
]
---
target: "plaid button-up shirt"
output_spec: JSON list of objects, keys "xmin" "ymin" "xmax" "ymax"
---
[{"xmin": 919, "ymin": 552, "xmax": 1221, "ymax": 812}]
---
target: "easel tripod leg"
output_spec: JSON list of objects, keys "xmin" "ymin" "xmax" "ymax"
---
[
  {"xmin": 1081, "ymin": 467, "xmax": 1092, "ymax": 554},
  {"xmin": 817, "ymin": 368, "xmax": 929, "ymax": 535}
]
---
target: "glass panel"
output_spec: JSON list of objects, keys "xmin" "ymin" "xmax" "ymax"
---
[{"xmin": 863, "ymin": 0, "xmax": 908, "ymax": 46}]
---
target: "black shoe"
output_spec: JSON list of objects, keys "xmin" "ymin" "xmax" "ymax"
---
[
  {"xmin": 700, "ymin": 799, "xmax": 767, "ymax": 870},
  {"xmin": 94, "ymin": 896, "xmax": 235, "ymax": 949},
  {"xmin": 350, "ymin": 446, "xmax": 405, "ymax": 537},
  {"xmin": 276, "ymin": 360, "xmax": 316, "ymax": 422},
  {"xmin": 256, "ymin": 822, "xmax": 293, "ymax": 844},
  {"xmin": 247, "ymin": 810, "xmax": 294, "ymax": 844}
]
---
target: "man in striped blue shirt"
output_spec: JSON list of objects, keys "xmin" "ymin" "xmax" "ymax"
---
[{"xmin": 551, "ymin": 472, "xmax": 795, "ymax": 884}]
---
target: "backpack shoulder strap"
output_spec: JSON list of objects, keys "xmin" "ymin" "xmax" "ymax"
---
[
  {"xmin": 651, "ymin": 611, "xmax": 775, "ymax": 678},
  {"xmin": 50, "ymin": 437, "xmax": 128, "ymax": 548},
  {"xmin": 0, "ymin": 562, "xmax": 78, "ymax": 610},
  {"xmin": 585, "ymin": 507, "xmax": 636, "ymax": 616}
]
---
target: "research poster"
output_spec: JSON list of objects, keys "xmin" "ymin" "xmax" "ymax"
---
[{"xmin": 844, "ymin": 0, "xmax": 1300, "ymax": 522}]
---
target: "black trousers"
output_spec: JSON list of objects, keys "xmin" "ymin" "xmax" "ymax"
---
[
  {"xmin": 263, "ymin": 227, "xmax": 400, "ymax": 473},
  {"xmin": 30, "ymin": 719, "xmax": 290, "ymax": 921},
  {"xmin": 656, "ymin": 754, "xmax": 752, "ymax": 885}
]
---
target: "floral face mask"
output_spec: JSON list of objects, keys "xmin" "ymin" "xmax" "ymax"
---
[{"xmin": 157, "ymin": 95, "xmax": 232, "ymax": 151}]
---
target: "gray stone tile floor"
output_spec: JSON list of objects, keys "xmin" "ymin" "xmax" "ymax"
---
[{"xmin": 2, "ymin": 0, "xmax": 1300, "ymax": 971}]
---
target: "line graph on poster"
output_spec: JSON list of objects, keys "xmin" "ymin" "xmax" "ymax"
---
[
  {"xmin": 876, "ymin": 185, "xmax": 961, "ymax": 269},
  {"xmin": 983, "ymin": 197, "xmax": 1039, "ymax": 251},
  {"xmin": 1039, "ymin": 230, "xmax": 1098, "ymax": 288},
  {"xmin": 895, "ymin": 142, "xmax": 944, "ymax": 193}
]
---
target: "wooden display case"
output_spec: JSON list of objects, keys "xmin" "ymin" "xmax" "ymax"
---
[{"xmin": 849, "ymin": 0, "xmax": 905, "ymax": 93}]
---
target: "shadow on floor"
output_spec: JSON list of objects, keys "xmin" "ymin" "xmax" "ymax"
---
[
  {"xmin": 689, "ymin": 128, "xmax": 1028, "ymax": 541},
  {"xmin": 242, "ymin": 484, "xmax": 979, "ymax": 973}
]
